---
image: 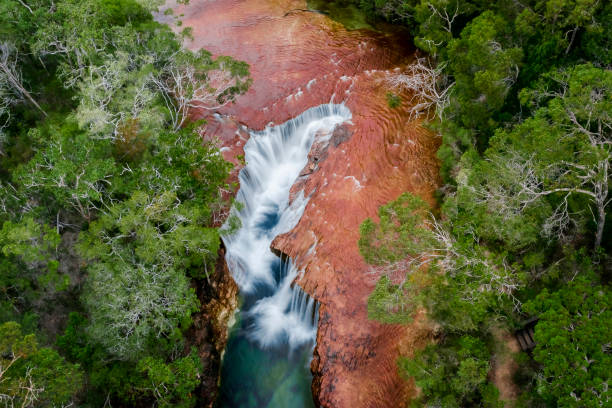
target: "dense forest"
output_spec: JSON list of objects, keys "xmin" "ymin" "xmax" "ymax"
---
[
  {"xmin": 0, "ymin": 0, "xmax": 249, "ymax": 406},
  {"xmin": 353, "ymin": 0, "xmax": 611, "ymax": 407}
]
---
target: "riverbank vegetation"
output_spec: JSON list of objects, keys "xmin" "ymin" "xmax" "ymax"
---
[
  {"xmin": 0, "ymin": 0, "xmax": 249, "ymax": 406},
  {"xmin": 354, "ymin": 0, "xmax": 611, "ymax": 406}
]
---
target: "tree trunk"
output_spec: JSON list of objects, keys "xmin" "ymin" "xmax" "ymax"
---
[
  {"xmin": 565, "ymin": 26, "xmax": 578, "ymax": 55},
  {"xmin": 594, "ymin": 202, "xmax": 605, "ymax": 249}
]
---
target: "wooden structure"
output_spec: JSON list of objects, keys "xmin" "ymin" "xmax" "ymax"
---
[{"xmin": 515, "ymin": 316, "xmax": 539, "ymax": 352}]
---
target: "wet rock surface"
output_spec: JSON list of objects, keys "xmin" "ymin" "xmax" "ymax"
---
[
  {"xmin": 186, "ymin": 247, "xmax": 238, "ymax": 407},
  {"xmin": 159, "ymin": 1, "xmax": 440, "ymax": 406}
]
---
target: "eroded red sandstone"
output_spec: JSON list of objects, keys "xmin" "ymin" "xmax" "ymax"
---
[{"xmin": 160, "ymin": 1, "xmax": 440, "ymax": 406}]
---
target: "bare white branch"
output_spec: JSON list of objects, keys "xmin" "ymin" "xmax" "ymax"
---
[
  {"xmin": 383, "ymin": 58, "xmax": 454, "ymax": 121},
  {"xmin": 0, "ymin": 43, "xmax": 47, "ymax": 117}
]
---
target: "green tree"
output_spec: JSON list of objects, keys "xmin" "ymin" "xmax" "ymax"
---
[
  {"xmin": 580, "ymin": 2, "xmax": 612, "ymax": 66},
  {"xmin": 400, "ymin": 335, "xmax": 501, "ymax": 407},
  {"xmin": 437, "ymin": 11, "xmax": 522, "ymax": 178},
  {"xmin": 359, "ymin": 193, "xmax": 435, "ymax": 265},
  {"xmin": 524, "ymin": 274, "xmax": 611, "ymax": 407},
  {"xmin": 13, "ymin": 121, "xmax": 117, "ymax": 221},
  {"xmin": 412, "ymin": 0, "xmax": 479, "ymax": 56},
  {"xmin": 0, "ymin": 217, "xmax": 68, "ymax": 321},
  {"xmin": 359, "ymin": 192, "xmax": 521, "ymax": 331},
  {"xmin": 58, "ymin": 312, "xmax": 203, "ymax": 407},
  {"xmin": 152, "ymin": 49, "xmax": 251, "ymax": 131},
  {"xmin": 0, "ymin": 321, "xmax": 83, "ymax": 407},
  {"xmin": 121, "ymin": 125, "xmax": 233, "ymax": 213},
  {"xmin": 78, "ymin": 191, "xmax": 210, "ymax": 360},
  {"xmin": 137, "ymin": 350, "xmax": 203, "ymax": 408},
  {"xmin": 31, "ymin": 0, "xmax": 152, "ymax": 75},
  {"xmin": 515, "ymin": 0, "xmax": 606, "ymax": 81}
]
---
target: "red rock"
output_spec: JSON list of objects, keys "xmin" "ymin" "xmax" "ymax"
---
[
  {"xmin": 186, "ymin": 248, "xmax": 239, "ymax": 408},
  {"xmin": 159, "ymin": 1, "xmax": 440, "ymax": 406}
]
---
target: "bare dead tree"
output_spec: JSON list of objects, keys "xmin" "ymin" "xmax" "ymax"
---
[
  {"xmin": 152, "ymin": 53, "xmax": 246, "ymax": 131},
  {"xmin": 0, "ymin": 351, "xmax": 44, "ymax": 408},
  {"xmin": 425, "ymin": 0, "xmax": 461, "ymax": 33},
  {"xmin": 0, "ymin": 43, "xmax": 47, "ymax": 117},
  {"xmin": 384, "ymin": 58, "xmax": 454, "ymax": 121},
  {"xmin": 16, "ymin": 0, "xmax": 34, "ymax": 14}
]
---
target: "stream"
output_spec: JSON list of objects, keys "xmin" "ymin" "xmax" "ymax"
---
[{"xmin": 218, "ymin": 104, "xmax": 352, "ymax": 407}]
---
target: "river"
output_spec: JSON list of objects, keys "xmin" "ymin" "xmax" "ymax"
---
[{"xmin": 218, "ymin": 104, "xmax": 351, "ymax": 407}]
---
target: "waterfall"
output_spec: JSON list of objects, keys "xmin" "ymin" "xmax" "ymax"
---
[
  {"xmin": 221, "ymin": 103, "xmax": 351, "ymax": 349},
  {"xmin": 247, "ymin": 261, "xmax": 319, "ymax": 348}
]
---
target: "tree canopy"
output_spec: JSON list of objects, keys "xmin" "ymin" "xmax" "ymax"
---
[{"xmin": 525, "ymin": 275, "xmax": 611, "ymax": 406}]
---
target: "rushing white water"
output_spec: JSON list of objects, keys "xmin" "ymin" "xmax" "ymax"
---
[
  {"xmin": 221, "ymin": 103, "xmax": 352, "ymax": 349},
  {"xmin": 247, "ymin": 261, "xmax": 319, "ymax": 348}
]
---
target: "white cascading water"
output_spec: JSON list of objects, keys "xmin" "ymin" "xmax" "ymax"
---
[
  {"xmin": 222, "ymin": 103, "xmax": 352, "ymax": 349},
  {"xmin": 248, "ymin": 262, "xmax": 318, "ymax": 348}
]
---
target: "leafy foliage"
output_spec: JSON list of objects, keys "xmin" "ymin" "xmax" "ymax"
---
[
  {"xmin": 0, "ymin": 321, "xmax": 83, "ymax": 407},
  {"xmin": 13, "ymin": 122, "xmax": 117, "ymax": 220},
  {"xmin": 367, "ymin": 275, "xmax": 417, "ymax": 323},
  {"xmin": 401, "ymin": 335, "xmax": 501, "ymax": 407},
  {"xmin": 78, "ymin": 191, "xmax": 204, "ymax": 360},
  {"xmin": 359, "ymin": 193, "xmax": 435, "ymax": 265},
  {"xmin": 524, "ymin": 275, "xmax": 612, "ymax": 406},
  {"xmin": 137, "ymin": 351, "xmax": 203, "ymax": 408}
]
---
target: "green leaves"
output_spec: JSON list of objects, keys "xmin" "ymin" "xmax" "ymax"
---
[
  {"xmin": 413, "ymin": 0, "xmax": 476, "ymax": 56},
  {"xmin": 367, "ymin": 275, "xmax": 418, "ymax": 323},
  {"xmin": 0, "ymin": 217, "xmax": 59, "ymax": 264},
  {"xmin": 154, "ymin": 49, "xmax": 251, "ymax": 130},
  {"xmin": 446, "ymin": 11, "xmax": 522, "ymax": 132},
  {"xmin": 360, "ymin": 194, "xmax": 439, "ymax": 324},
  {"xmin": 360, "ymin": 190, "xmax": 521, "ymax": 331},
  {"xmin": 400, "ymin": 335, "xmax": 495, "ymax": 407},
  {"xmin": 31, "ymin": 0, "xmax": 152, "ymax": 73},
  {"xmin": 0, "ymin": 321, "xmax": 84, "ymax": 407},
  {"xmin": 82, "ymin": 259, "xmax": 198, "ymax": 360},
  {"xmin": 78, "ymin": 191, "xmax": 210, "ymax": 360},
  {"xmin": 429, "ymin": 10, "xmax": 524, "ymax": 179},
  {"xmin": 13, "ymin": 122, "xmax": 117, "ymax": 219},
  {"xmin": 0, "ymin": 217, "xmax": 70, "ymax": 312},
  {"xmin": 516, "ymin": 0, "xmax": 605, "ymax": 70},
  {"xmin": 359, "ymin": 193, "xmax": 435, "ymax": 265},
  {"xmin": 524, "ymin": 274, "xmax": 611, "ymax": 406},
  {"xmin": 0, "ymin": 321, "xmax": 38, "ymax": 360},
  {"xmin": 75, "ymin": 50, "xmax": 164, "ymax": 138},
  {"xmin": 470, "ymin": 65, "xmax": 612, "ymax": 248},
  {"xmin": 137, "ymin": 350, "xmax": 203, "ymax": 408}
]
